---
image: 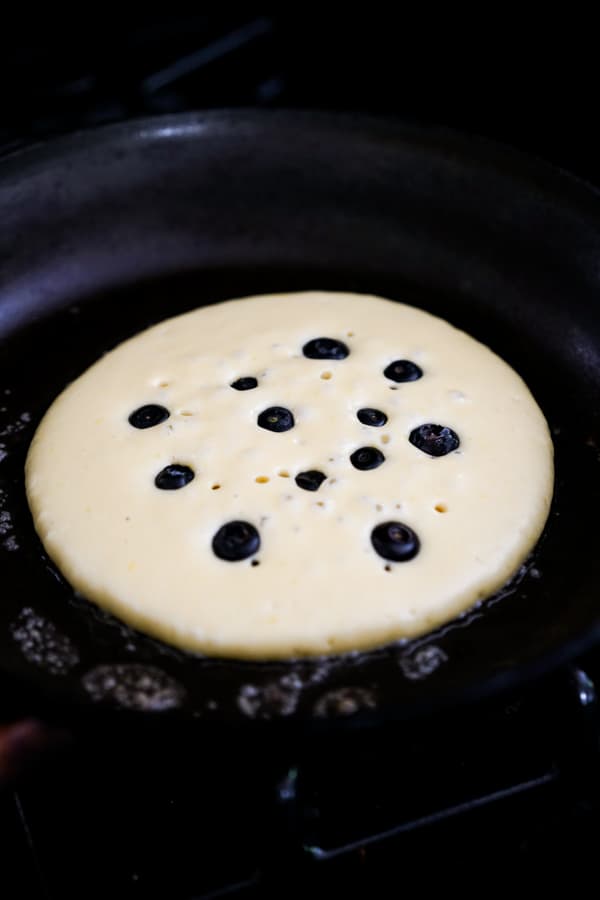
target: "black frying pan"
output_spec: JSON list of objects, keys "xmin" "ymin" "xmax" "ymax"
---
[{"xmin": 1, "ymin": 110, "xmax": 599, "ymax": 726}]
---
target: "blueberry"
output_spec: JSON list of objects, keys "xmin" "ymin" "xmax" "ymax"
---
[
  {"xmin": 357, "ymin": 407, "xmax": 388, "ymax": 427},
  {"xmin": 350, "ymin": 446, "xmax": 385, "ymax": 470},
  {"xmin": 409, "ymin": 423, "xmax": 460, "ymax": 457},
  {"xmin": 129, "ymin": 404, "xmax": 170, "ymax": 429},
  {"xmin": 371, "ymin": 521, "xmax": 420, "ymax": 562},
  {"xmin": 231, "ymin": 377, "xmax": 258, "ymax": 391},
  {"xmin": 295, "ymin": 470, "xmax": 327, "ymax": 491},
  {"xmin": 257, "ymin": 406, "xmax": 295, "ymax": 432},
  {"xmin": 154, "ymin": 464, "xmax": 195, "ymax": 490},
  {"xmin": 303, "ymin": 337, "xmax": 349, "ymax": 360},
  {"xmin": 383, "ymin": 360, "xmax": 423, "ymax": 382},
  {"xmin": 212, "ymin": 520, "xmax": 260, "ymax": 561}
]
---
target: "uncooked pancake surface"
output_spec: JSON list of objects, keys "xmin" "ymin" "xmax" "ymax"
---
[{"xmin": 25, "ymin": 292, "xmax": 554, "ymax": 659}]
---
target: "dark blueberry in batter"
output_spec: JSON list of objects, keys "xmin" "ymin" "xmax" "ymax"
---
[
  {"xmin": 350, "ymin": 446, "xmax": 385, "ymax": 470},
  {"xmin": 154, "ymin": 464, "xmax": 195, "ymax": 490},
  {"xmin": 371, "ymin": 521, "xmax": 420, "ymax": 562},
  {"xmin": 295, "ymin": 470, "xmax": 327, "ymax": 491},
  {"xmin": 128, "ymin": 404, "xmax": 170, "ymax": 429},
  {"xmin": 212, "ymin": 520, "xmax": 261, "ymax": 561},
  {"xmin": 383, "ymin": 360, "xmax": 423, "ymax": 382},
  {"xmin": 409, "ymin": 424, "xmax": 460, "ymax": 457},
  {"xmin": 231, "ymin": 377, "xmax": 258, "ymax": 391},
  {"xmin": 257, "ymin": 406, "xmax": 295, "ymax": 432},
  {"xmin": 302, "ymin": 337, "xmax": 349, "ymax": 360},
  {"xmin": 357, "ymin": 407, "xmax": 388, "ymax": 427}
]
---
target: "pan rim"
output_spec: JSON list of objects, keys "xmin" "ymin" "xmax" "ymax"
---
[{"xmin": 2, "ymin": 107, "xmax": 600, "ymax": 207}]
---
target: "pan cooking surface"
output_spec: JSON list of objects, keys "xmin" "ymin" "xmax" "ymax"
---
[{"xmin": 1, "ymin": 111, "xmax": 599, "ymax": 724}]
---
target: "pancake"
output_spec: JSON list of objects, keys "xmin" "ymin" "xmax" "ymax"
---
[{"xmin": 25, "ymin": 291, "xmax": 554, "ymax": 659}]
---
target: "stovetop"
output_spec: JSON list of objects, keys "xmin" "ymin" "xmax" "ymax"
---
[
  {"xmin": 1, "ymin": 661, "xmax": 599, "ymax": 896},
  {"xmin": 2, "ymin": 12, "xmax": 600, "ymax": 188},
  {"xmin": 1, "ymin": 12, "xmax": 599, "ymax": 897}
]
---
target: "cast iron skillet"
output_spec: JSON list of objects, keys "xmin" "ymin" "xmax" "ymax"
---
[{"xmin": 0, "ymin": 110, "xmax": 599, "ymax": 727}]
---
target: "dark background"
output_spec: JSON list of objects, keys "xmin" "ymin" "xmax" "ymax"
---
[{"xmin": 1, "ymin": 11, "xmax": 598, "ymax": 185}]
